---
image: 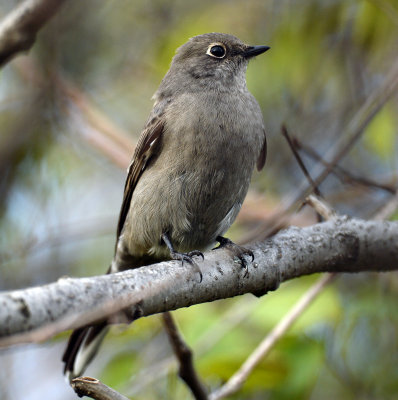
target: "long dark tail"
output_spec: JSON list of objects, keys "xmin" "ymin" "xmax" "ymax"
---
[
  {"xmin": 62, "ymin": 262, "xmax": 117, "ymax": 381},
  {"xmin": 62, "ymin": 254, "xmax": 157, "ymax": 380},
  {"xmin": 62, "ymin": 321, "xmax": 109, "ymax": 381}
]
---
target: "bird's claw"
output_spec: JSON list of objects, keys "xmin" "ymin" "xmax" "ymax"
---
[
  {"xmin": 170, "ymin": 250, "xmax": 204, "ymax": 264},
  {"xmin": 213, "ymin": 236, "xmax": 254, "ymax": 277},
  {"xmin": 170, "ymin": 250, "xmax": 203, "ymax": 282},
  {"xmin": 187, "ymin": 250, "xmax": 205, "ymax": 261},
  {"xmin": 234, "ymin": 254, "xmax": 250, "ymax": 277}
]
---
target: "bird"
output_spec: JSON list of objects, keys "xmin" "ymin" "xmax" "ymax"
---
[{"xmin": 62, "ymin": 32, "xmax": 269, "ymax": 380}]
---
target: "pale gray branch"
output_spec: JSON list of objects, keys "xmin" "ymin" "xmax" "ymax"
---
[
  {"xmin": 0, "ymin": 217, "xmax": 397, "ymax": 345},
  {"xmin": 0, "ymin": 0, "xmax": 67, "ymax": 67}
]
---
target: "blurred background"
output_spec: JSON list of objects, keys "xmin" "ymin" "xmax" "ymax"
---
[{"xmin": 0, "ymin": 0, "xmax": 397, "ymax": 399}]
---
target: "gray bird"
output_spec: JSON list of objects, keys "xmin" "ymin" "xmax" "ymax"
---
[{"xmin": 63, "ymin": 32, "xmax": 269, "ymax": 380}]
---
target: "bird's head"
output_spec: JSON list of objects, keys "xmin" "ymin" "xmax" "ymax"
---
[{"xmin": 165, "ymin": 33, "xmax": 270, "ymax": 91}]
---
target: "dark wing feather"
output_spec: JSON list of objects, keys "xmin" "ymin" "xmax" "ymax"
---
[
  {"xmin": 256, "ymin": 129, "xmax": 267, "ymax": 171},
  {"xmin": 63, "ymin": 105, "xmax": 166, "ymax": 379},
  {"xmin": 116, "ymin": 117, "xmax": 164, "ymax": 240}
]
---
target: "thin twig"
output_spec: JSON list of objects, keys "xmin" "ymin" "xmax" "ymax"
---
[
  {"xmin": 209, "ymin": 273, "xmax": 336, "ymax": 400},
  {"xmin": 281, "ymin": 125, "xmax": 322, "ymax": 197},
  {"xmin": 305, "ymin": 194, "xmax": 337, "ymax": 220},
  {"xmin": 162, "ymin": 312, "xmax": 208, "ymax": 400},
  {"xmin": 293, "ymin": 136, "xmax": 397, "ymax": 194},
  {"xmin": 373, "ymin": 190, "xmax": 398, "ymax": 220},
  {"xmin": 71, "ymin": 377, "xmax": 130, "ymax": 400}
]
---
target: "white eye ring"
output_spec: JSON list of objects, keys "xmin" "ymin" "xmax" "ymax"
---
[{"xmin": 206, "ymin": 43, "xmax": 227, "ymax": 59}]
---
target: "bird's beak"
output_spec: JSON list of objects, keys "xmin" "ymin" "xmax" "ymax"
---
[{"xmin": 243, "ymin": 45, "xmax": 270, "ymax": 58}]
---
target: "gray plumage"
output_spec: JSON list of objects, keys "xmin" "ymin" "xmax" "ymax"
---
[{"xmin": 63, "ymin": 32, "xmax": 269, "ymax": 379}]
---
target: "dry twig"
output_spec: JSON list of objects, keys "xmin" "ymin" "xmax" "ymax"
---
[
  {"xmin": 162, "ymin": 312, "xmax": 208, "ymax": 400},
  {"xmin": 281, "ymin": 125, "xmax": 322, "ymax": 197},
  {"xmin": 304, "ymin": 194, "xmax": 337, "ymax": 220},
  {"xmin": 293, "ymin": 136, "xmax": 397, "ymax": 194},
  {"xmin": 71, "ymin": 377, "xmax": 130, "ymax": 400},
  {"xmin": 373, "ymin": 190, "xmax": 398, "ymax": 221}
]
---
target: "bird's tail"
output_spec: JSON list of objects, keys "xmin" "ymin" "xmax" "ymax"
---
[
  {"xmin": 62, "ymin": 321, "xmax": 109, "ymax": 381},
  {"xmin": 62, "ymin": 256, "xmax": 152, "ymax": 380},
  {"xmin": 62, "ymin": 262, "xmax": 116, "ymax": 381}
]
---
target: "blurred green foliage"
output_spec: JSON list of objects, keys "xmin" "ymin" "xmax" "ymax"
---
[{"xmin": 0, "ymin": 0, "xmax": 397, "ymax": 399}]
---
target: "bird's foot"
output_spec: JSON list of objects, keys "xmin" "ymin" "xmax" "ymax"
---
[
  {"xmin": 170, "ymin": 250, "xmax": 204, "ymax": 282},
  {"xmin": 170, "ymin": 249, "xmax": 204, "ymax": 265},
  {"xmin": 213, "ymin": 236, "xmax": 254, "ymax": 277},
  {"xmin": 161, "ymin": 233, "xmax": 204, "ymax": 282}
]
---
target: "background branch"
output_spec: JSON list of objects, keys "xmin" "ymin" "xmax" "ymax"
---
[
  {"xmin": 162, "ymin": 312, "xmax": 208, "ymax": 400},
  {"xmin": 0, "ymin": 0, "xmax": 67, "ymax": 67},
  {"xmin": 292, "ymin": 137, "xmax": 397, "ymax": 194}
]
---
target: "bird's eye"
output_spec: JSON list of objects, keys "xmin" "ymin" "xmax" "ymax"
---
[{"xmin": 206, "ymin": 44, "xmax": 226, "ymax": 59}]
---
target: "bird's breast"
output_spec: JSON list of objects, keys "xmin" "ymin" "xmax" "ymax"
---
[
  {"xmin": 127, "ymin": 90, "xmax": 263, "ymax": 254},
  {"xmin": 163, "ymin": 91, "xmax": 261, "ymax": 169}
]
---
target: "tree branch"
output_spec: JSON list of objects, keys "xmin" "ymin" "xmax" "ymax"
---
[
  {"xmin": 0, "ymin": 0, "xmax": 67, "ymax": 67},
  {"xmin": 71, "ymin": 377, "xmax": 130, "ymax": 400},
  {"xmin": 281, "ymin": 126, "xmax": 322, "ymax": 198},
  {"xmin": 0, "ymin": 217, "xmax": 397, "ymax": 345},
  {"xmin": 292, "ymin": 136, "xmax": 397, "ymax": 194},
  {"xmin": 162, "ymin": 312, "xmax": 208, "ymax": 400}
]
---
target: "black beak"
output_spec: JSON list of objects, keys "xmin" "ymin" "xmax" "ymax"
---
[{"xmin": 243, "ymin": 45, "xmax": 270, "ymax": 58}]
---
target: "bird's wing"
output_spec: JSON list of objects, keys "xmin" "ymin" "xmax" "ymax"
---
[
  {"xmin": 116, "ymin": 114, "xmax": 165, "ymax": 239},
  {"xmin": 256, "ymin": 129, "xmax": 267, "ymax": 171},
  {"xmin": 64, "ymin": 112, "xmax": 165, "ymax": 380}
]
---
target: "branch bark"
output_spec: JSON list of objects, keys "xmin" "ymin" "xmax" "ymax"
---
[
  {"xmin": 0, "ymin": 217, "xmax": 397, "ymax": 345},
  {"xmin": 0, "ymin": 0, "xmax": 67, "ymax": 67},
  {"xmin": 71, "ymin": 377, "xmax": 130, "ymax": 400}
]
